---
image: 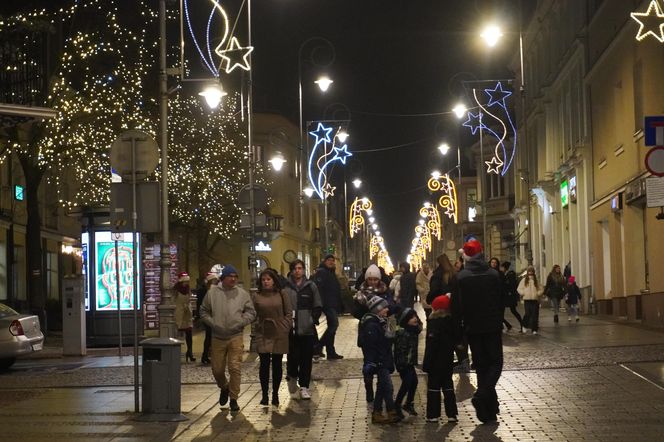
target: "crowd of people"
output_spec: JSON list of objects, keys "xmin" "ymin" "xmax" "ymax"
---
[{"xmin": 174, "ymin": 240, "xmax": 581, "ymax": 424}]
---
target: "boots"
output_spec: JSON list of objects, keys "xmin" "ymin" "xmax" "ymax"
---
[
  {"xmin": 259, "ymin": 391, "xmax": 269, "ymax": 406},
  {"xmin": 554, "ymin": 314, "xmax": 559, "ymax": 323},
  {"xmin": 387, "ymin": 409, "xmax": 404, "ymax": 423},
  {"xmin": 371, "ymin": 411, "xmax": 391, "ymax": 424}
]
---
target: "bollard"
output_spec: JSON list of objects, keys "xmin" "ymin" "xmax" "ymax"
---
[{"xmin": 136, "ymin": 337, "xmax": 187, "ymax": 422}]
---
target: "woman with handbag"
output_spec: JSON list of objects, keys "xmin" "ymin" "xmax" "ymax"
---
[
  {"xmin": 252, "ymin": 268, "xmax": 293, "ymax": 407},
  {"xmin": 174, "ymin": 272, "xmax": 196, "ymax": 362}
]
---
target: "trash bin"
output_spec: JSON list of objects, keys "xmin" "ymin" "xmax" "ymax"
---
[{"xmin": 140, "ymin": 337, "xmax": 187, "ymax": 420}]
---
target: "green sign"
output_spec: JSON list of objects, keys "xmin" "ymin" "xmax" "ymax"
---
[
  {"xmin": 560, "ymin": 179, "xmax": 569, "ymax": 207},
  {"xmin": 14, "ymin": 185, "xmax": 24, "ymax": 201}
]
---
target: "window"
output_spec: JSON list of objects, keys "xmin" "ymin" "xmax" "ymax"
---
[
  {"xmin": 488, "ymin": 174, "xmax": 505, "ymax": 199},
  {"xmin": 46, "ymin": 251, "xmax": 58, "ymax": 300}
]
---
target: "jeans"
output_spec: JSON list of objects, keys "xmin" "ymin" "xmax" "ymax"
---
[
  {"xmin": 523, "ymin": 300, "xmax": 540, "ymax": 331},
  {"xmin": 287, "ymin": 334, "xmax": 314, "ymax": 388},
  {"xmin": 374, "ymin": 367, "xmax": 395, "ymax": 412},
  {"xmin": 550, "ymin": 297, "xmax": 561, "ymax": 315},
  {"xmin": 567, "ymin": 303, "xmax": 579, "ymax": 318},
  {"xmin": 259, "ymin": 353, "xmax": 283, "ymax": 398},
  {"xmin": 319, "ymin": 307, "xmax": 339, "ymax": 355},
  {"xmin": 467, "ymin": 332, "xmax": 503, "ymax": 416},
  {"xmin": 395, "ymin": 365, "xmax": 418, "ymax": 406},
  {"xmin": 211, "ymin": 335, "xmax": 244, "ymax": 399}
]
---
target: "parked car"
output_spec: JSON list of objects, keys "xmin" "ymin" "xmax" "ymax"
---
[{"xmin": 0, "ymin": 303, "xmax": 44, "ymax": 369}]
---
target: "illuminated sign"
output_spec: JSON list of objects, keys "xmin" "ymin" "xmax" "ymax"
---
[
  {"xmin": 255, "ymin": 241, "xmax": 272, "ymax": 252},
  {"xmin": 611, "ymin": 193, "xmax": 623, "ymax": 212},
  {"xmin": 560, "ymin": 179, "xmax": 569, "ymax": 208},
  {"xmin": 14, "ymin": 185, "xmax": 24, "ymax": 201},
  {"xmin": 569, "ymin": 176, "xmax": 577, "ymax": 203},
  {"xmin": 95, "ymin": 231, "xmax": 141, "ymax": 311}
]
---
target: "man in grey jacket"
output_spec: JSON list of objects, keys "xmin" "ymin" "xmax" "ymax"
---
[
  {"xmin": 200, "ymin": 264, "xmax": 256, "ymax": 411},
  {"xmin": 284, "ymin": 259, "xmax": 322, "ymax": 400}
]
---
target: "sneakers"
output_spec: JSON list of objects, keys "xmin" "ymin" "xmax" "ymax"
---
[
  {"xmin": 287, "ymin": 378, "xmax": 299, "ymax": 396},
  {"xmin": 219, "ymin": 388, "xmax": 229, "ymax": 406},
  {"xmin": 519, "ymin": 326, "xmax": 525, "ymax": 333},
  {"xmin": 299, "ymin": 387, "xmax": 311, "ymax": 400},
  {"xmin": 448, "ymin": 416, "xmax": 458, "ymax": 423},
  {"xmin": 312, "ymin": 354, "xmax": 321, "ymax": 363},
  {"xmin": 532, "ymin": 330, "xmax": 538, "ymax": 335},
  {"xmin": 426, "ymin": 417, "xmax": 439, "ymax": 423},
  {"xmin": 229, "ymin": 399, "xmax": 240, "ymax": 412}
]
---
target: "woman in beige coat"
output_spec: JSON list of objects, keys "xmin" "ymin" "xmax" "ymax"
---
[
  {"xmin": 174, "ymin": 272, "xmax": 195, "ymax": 361},
  {"xmin": 517, "ymin": 266, "xmax": 544, "ymax": 335},
  {"xmin": 253, "ymin": 268, "xmax": 293, "ymax": 406}
]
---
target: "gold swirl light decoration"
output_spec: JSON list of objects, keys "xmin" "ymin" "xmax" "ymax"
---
[
  {"xmin": 419, "ymin": 204, "xmax": 442, "ymax": 240},
  {"xmin": 415, "ymin": 224, "xmax": 432, "ymax": 252},
  {"xmin": 428, "ymin": 174, "xmax": 458, "ymax": 224},
  {"xmin": 349, "ymin": 197, "xmax": 373, "ymax": 238},
  {"xmin": 369, "ymin": 234, "xmax": 383, "ymax": 259}
]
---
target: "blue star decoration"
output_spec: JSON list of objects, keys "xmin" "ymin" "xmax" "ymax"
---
[
  {"xmin": 216, "ymin": 37, "xmax": 254, "ymax": 73},
  {"xmin": 332, "ymin": 144, "xmax": 353, "ymax": 164},
  {"xmin": 462, "ymin": 111, "xmax": 485, "ymax": 135},
  {"xmin": 485, "ymin": 156, "xmax": 503, "ymax": 174},
  {"xmin": 485, "ymin": 82, "xmax": 513, "ymax": 108},
  {"xmin": 309, "ymin": 123, "xmax": 333, "ymax": 147}
]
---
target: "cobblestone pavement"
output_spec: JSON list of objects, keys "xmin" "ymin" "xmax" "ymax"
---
[{"xmin": 1, "ymin": 306, "xmax": 664, "ymax": 441}]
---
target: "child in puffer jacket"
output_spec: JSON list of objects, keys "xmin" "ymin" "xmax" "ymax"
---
[{"xmin": 393, "ymin": 308, "xmax": 423, "ymax": 418}]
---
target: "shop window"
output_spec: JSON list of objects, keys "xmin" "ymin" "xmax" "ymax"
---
[{"xmin": 46, "ymin": 251, "xmax": 59, "ymax": 300}]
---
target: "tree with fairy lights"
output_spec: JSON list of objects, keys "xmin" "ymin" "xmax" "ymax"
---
[
  {"xmin": 0, "ymin": 0, "xmax": 156, "ymax": 314},
  {"xmin": 168, "ymin": 92, "xmax": 264, "ymax": 271}
]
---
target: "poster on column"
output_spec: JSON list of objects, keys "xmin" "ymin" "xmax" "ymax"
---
[
  {"xmin": 142, "ymin": 243, "xmax": 178, "ymax": 330},
  {"xmin": 95, "ymin": 231, "xmax": 141, "ymax": 311}
]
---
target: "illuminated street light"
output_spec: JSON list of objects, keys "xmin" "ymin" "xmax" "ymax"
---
[
  {"xmin": 315, "ymin": 76, "xmax": 333, "ymax": 92},
  {"xmin": 303, "ymin": 187, "xmax": 315, "ymax": 198},
  {"xmin": 352, "ymin": 178, "xmax": 362, "ymax": 188},
  {"xmin": 337, "ymin": 130, "xmax": 350, "ymax": 142},
  {"xmin": 481, "ymin": 24, "xmax": 503, "ymax": 47},
  {"xmin": 438, "ymin": 143, "xmax": 451, "ymax": 155},
  {"xmin": 431, "ymin": 170, "xmax": 441, "ymax": 179},
  {"xmin": 199, "ymin": 83, "xmax": 228, "ymax": 109},
  {"xmin": 268, "ymin": 151, "xmax": 286, "ymax": 171},
  {"xmin": 452, "ymin": 103, "xmax": 467, "ymax": 119}
]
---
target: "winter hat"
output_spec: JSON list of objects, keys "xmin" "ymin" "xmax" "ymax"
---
[
  {"xmin": 365, "ymin": 264, "xmax": 381, "ymax": 279},
  {"xmin": 367, "ymin": 296, "xmax": 389, "ymax": 314},
  {"xmin": 205, "ymin": 272, "xmax": 219, "ymax": 283},
  {"xmin": 399, "ymin": 308, "xmax": 417, "ymax": 327},
  {"xmin": 462, "ymin": 239, "xmax": 483, "ymax": 258},
  {"xmin": 178, "ymin": 272, "xmax": 190, "ymax": 283},
  {"xmin": 220, "ymin": 264, "xmax": 238, "ymax": 279},
  {"xmin": 568, "ymin": 275, "xmax": 576, "ymax": 284},
  {"xmin": 431, "ymin": 295, "xmax": 451, "ymax": 311},
  {"xmin": 324, "ymin": 254, "xmax": 336, "ymax": 261}
]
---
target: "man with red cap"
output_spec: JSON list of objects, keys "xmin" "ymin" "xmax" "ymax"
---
[{"xmin": 451, "ymin": 238, "xmax": 504, "ymax": 423}]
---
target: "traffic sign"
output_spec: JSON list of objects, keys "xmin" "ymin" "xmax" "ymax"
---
[
  {"xmin": 645, "ymin": 116, "xmax": 664, "ymax": 146},
  {"xmin": 645, "ymin": 146, "xmax": 664, "ymax": 177},
  {"xmin": 110, "ymin": 129, "xmax": 159, "ymax": 180}
]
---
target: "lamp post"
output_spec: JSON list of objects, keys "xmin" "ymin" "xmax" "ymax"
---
[
  {"xmin": 298, "ymin": 37, "xmax": 336, "ymax": 230},
  {"xmin": 480, "ymin": 15, "xmax": 533, "ymax": 266}
]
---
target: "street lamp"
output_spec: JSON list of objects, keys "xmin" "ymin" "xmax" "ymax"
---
[
  {"xmin": 452, "ymin": 103, "xmax": 468, "ymax": 119},
  {"xmin": 480, "ymin": 20, "xmax": 533, "ymax": 266},
  {"xmin": 198, "ymin": 83, "xmax": 228, "ymax": 109},
  {"xmin": 337, "ymin": 130, "xmax": 350, "ymax": 143},
  {"xmin": 352, "ymin": 178, "xmax": 362, "ymax": 188},
  {"xmin": 268, "ymin": 151, "xmax": 287, "ymax": 171},
  {"xmin": 438, "ymin": 143, "xmax": 451, "ymax": 155},
  {"xmin": 431, "ymin": 170, "xmax": 441, "ymax": 179},
  {"xmin": 303, "ymin": 187, "xmax": 315, "ymax": 198},
  {"xmin": 315, "ymin": 76, "xmax": 334, "ymax": 92}
]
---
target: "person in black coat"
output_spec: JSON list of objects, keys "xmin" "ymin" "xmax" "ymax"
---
[
  {"xmin": 451, "ymin": 239, "xmax": 504, "ymax": 423},
  {"xmin": 358, "ymin": 296, "xmax": 402, "ymax": 424},
  {"xmin": 423, "ymin": 295, "xmax": 459, "ymax": 423},
  {"xmin": 565, "ymin": 275, "xmax": 582, "ymax": 322},
  {"xmin": 397, "ymin": 262, "xmax": 418, "ymax": 308},
  {"xmin": 500, "ymin": 261, "xmax": 524, "ymax": 331},
  {"xmin": 313, "ymin": 254, "xmax": 343, "ymax": 359},
  {"xmin": 393, "ymin": 308, "xmax": 422, "ymax": 418}
]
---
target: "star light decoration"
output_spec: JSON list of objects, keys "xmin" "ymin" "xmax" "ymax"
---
[
  {"xmin": 184, "ymin": 0, "xmax": 254, "ymax": 76},
  {"xmin": 462, "ymin": 82, "xmax": 518, "ymax": 176},
  {"xmin": 349, "ymin": 197, "xmax": 373, "ymax": 238},
  {"xmin": 369, "ymin": 234, "xmax": 384, "ymax": 260},
  {"xmin": 307, "ymin": 122, "xmax": 353, "ymax": 200},
  {"xmin": 631, "ymin": 0, "xmax": 664, "ymax": 42},
  {"xmin": 428, "ymin": 174, "xmax": 458, "ymax": 224}
]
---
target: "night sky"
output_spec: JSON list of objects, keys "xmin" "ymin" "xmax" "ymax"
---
[{"xmin": 2, "ymin": 0, "xmax": 534, "ymax": 262}]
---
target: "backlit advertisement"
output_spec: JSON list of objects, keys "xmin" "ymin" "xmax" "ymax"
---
[{"xmin": 94, "ymin": 231, "xmax": 141, "ymax": 311}]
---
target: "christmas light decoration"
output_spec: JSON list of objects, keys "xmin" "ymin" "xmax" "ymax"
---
[
  {"xmin": 217, "ymin": 36, "xmax": 254, "ymax": 73},
  {"xmin": 184, "ymin": 0, "xmax": 230, "ymax": 77},
  {"xmin": 415, "ymin": 224, "xmax": 432, "ymax": 253},
  {"xmin": 307, "ymin": 122, "xmax": 352, "ymax": 199},
  {"xmin": 631, "ymin": 0, "xmax": 664, "ymax": 42},
  {"xmin": 428, "ymin": 174, "xmax": 458, "ymax": 224},
  {"xmin": 369, "ymin": 234, "xmax": 383, "ymax": 259},
  {"xmin": 419, "ymin": 204, "xmax": 442, "ymax": 240},
  {"xmin": 349, "ymin": 196, "xmax": 373, "ymax": 238}
]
